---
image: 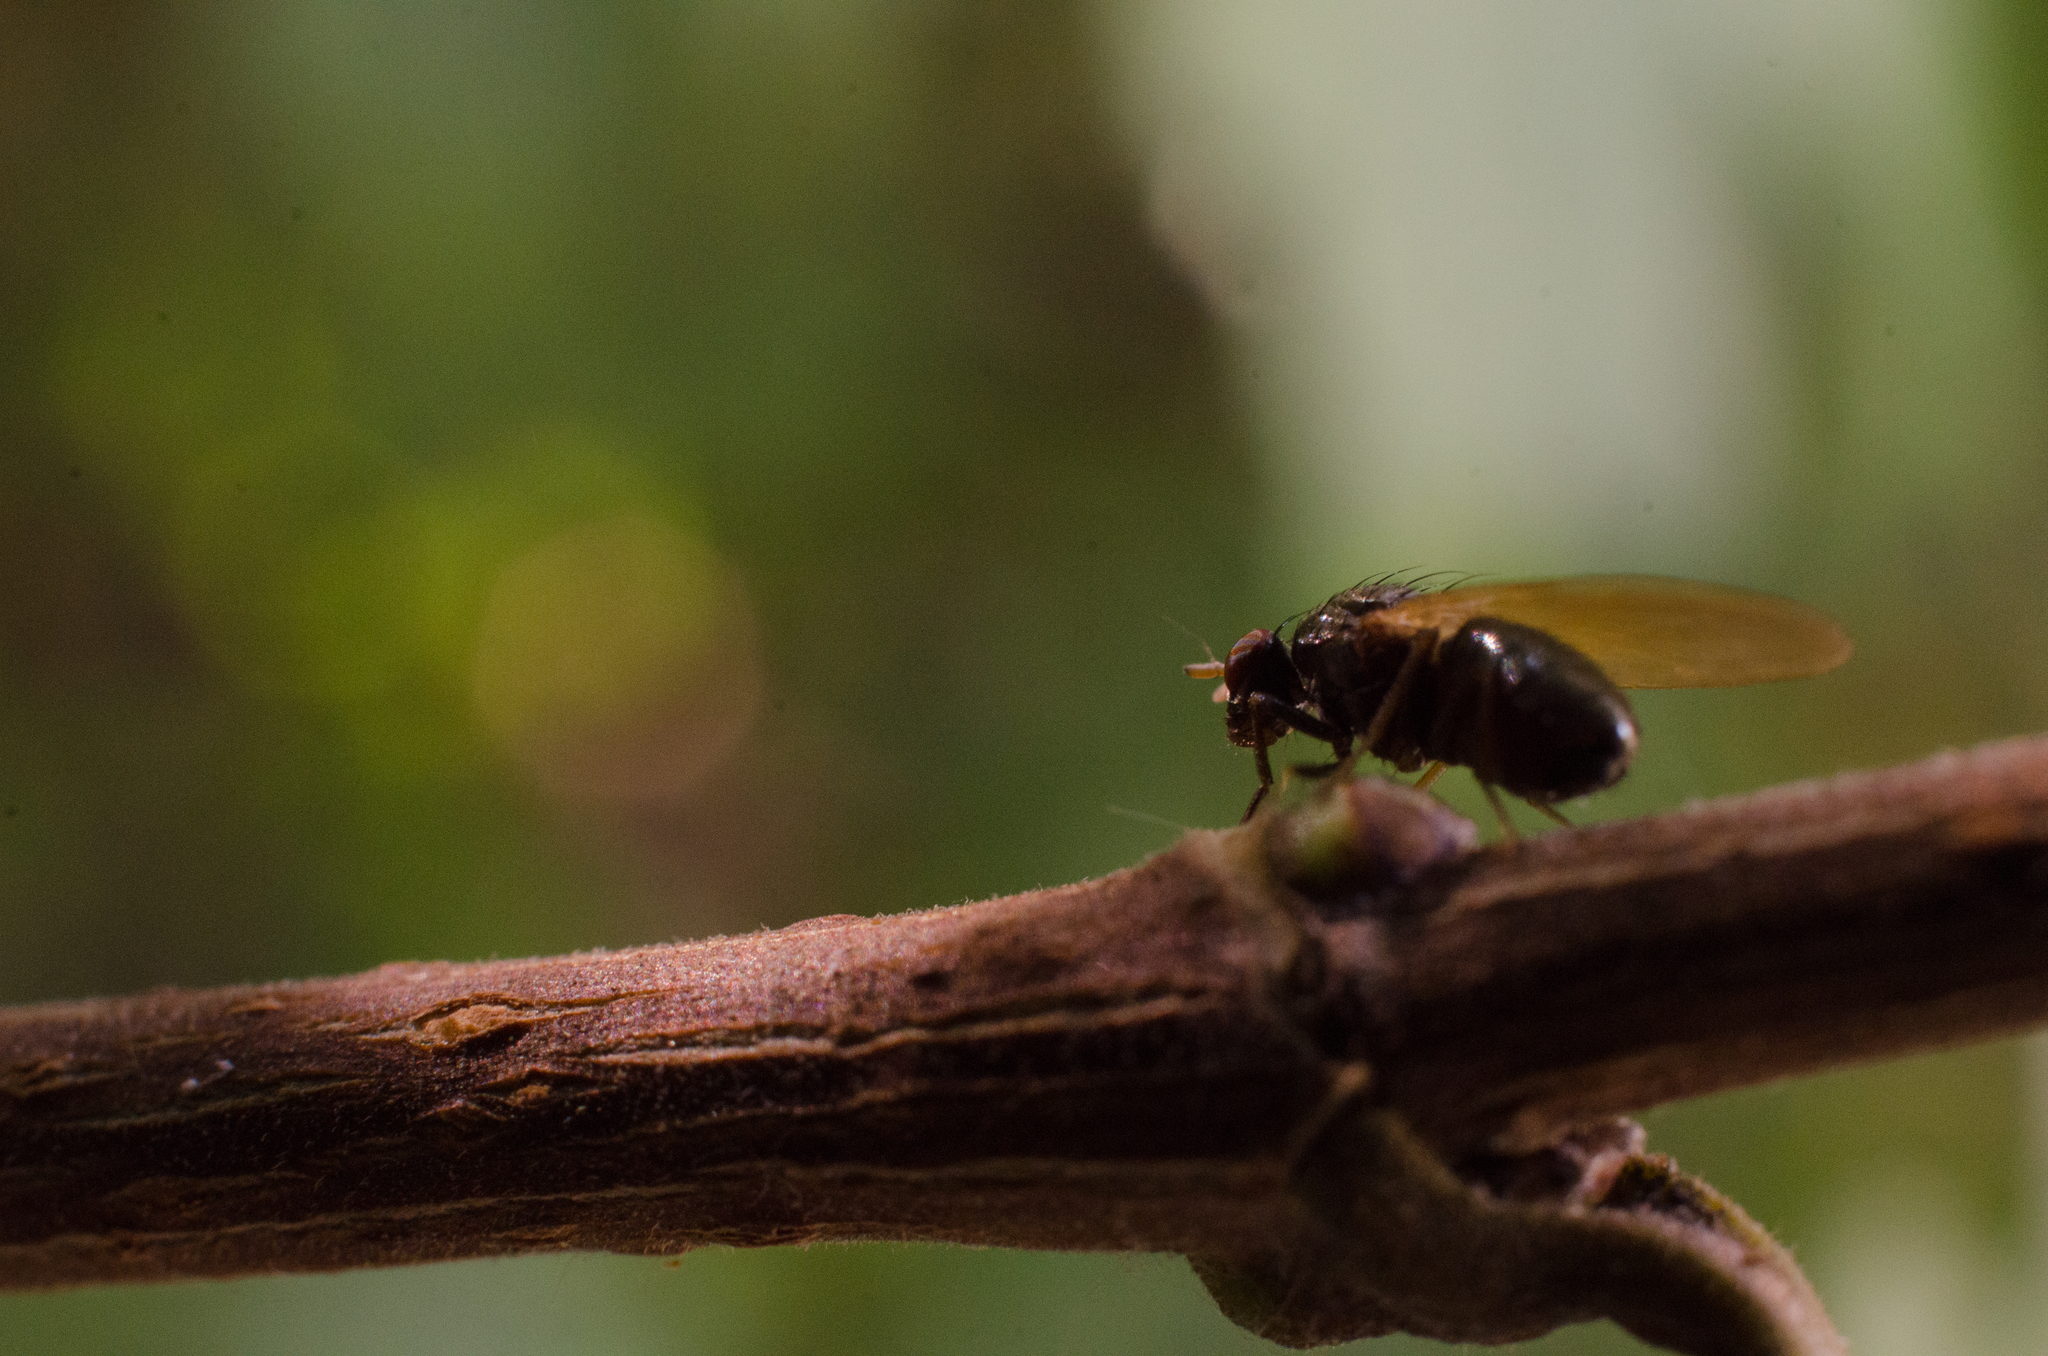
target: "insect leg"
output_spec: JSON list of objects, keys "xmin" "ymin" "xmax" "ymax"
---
[
  {"xmin": 1239, "ymin": 742, "xmax": 1277, "ymax": 823},
  {"xmin": 1242, "ymin": 693, "xmax": 1344, "ymax": 744},
  {"xmin": 1236, "ymin": 696, "xmax": 1346, "ymax": 821},
  {"xmin": 1528, "ymin": 801, "xmax": 1572, "ymax": 828},
  {"xmin": 1413, "ymin": 760, "xmax": 1447, "ymax": 792},
  {"xmin": 1479, "ymin": 781, "xmax": 1519, "ymax": 843},
  {"xmin": 1359, "ymin": 632, "xmax": 1436, "ymax": 756},
  {"xmin": 1251, "ymin": 695, "xmax": 1355, "ymax": 800}
]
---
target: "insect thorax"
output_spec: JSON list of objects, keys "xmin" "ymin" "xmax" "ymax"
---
[{"xmin": 1289, "ymin": 583, "xmax": 1430, "ymax": 758}]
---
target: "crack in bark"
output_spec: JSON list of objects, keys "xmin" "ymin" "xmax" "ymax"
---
[{"xmin": 10, "ymin": 736, "xmax": 2048, "ymax": 1354}]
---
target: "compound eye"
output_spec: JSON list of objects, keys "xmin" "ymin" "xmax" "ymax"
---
[{"xmin": 1223, "ymin": 629, "xmax": 1284, "ymax": 696}]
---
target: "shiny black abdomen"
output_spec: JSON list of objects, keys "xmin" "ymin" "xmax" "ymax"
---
[{"xmin": 1422, "ymin": 618, "xmax": 1638, "ymax": 802}]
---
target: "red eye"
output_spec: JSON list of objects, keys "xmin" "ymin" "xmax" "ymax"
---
[{"xmin": 1224, "ymin": 629, "xmax": 1286, "ymax": 697}]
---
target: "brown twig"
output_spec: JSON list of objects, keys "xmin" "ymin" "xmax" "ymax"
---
[{"xmin": 8, "ymin": 735, "xmax": 2048, "ymax": 1354}]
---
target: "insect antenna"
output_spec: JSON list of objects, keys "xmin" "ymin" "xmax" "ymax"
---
[
  {"xmin": 1160, "ymin": 614, "xmax": 1219, "ymax": 665},
  {"xmin": 1165, "ymin": 615, "xmax": 1230, "ymax": 681}
]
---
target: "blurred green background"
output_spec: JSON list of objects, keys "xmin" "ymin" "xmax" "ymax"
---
[{"xmin": 5, "ymin": 2, "xmax": 2048, "ymax": 1353}]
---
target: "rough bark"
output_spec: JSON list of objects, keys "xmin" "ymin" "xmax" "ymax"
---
[{"xmin": 10, "ymin": 734, "xmax": 2048, "ymax": 1353}]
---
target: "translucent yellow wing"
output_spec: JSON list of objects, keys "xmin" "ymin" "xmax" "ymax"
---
[{"xmin": 1375, "ymin": 576, "xmax": 1852, "ymax": 689}]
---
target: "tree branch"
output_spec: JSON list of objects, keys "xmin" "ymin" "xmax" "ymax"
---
[{"xmin": 9, "ymin": 735, "xmax": 2048, "ymax": 1353}]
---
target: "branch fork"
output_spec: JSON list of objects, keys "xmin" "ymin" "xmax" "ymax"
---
[{"xmin": 12, "ymin": 735, "xmax": 2048, "ymax": 1354}]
